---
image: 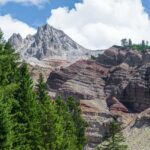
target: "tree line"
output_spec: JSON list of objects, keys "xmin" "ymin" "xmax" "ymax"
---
[
  {"xmin": 0, "ymin": 32, "xmax": 87, "ymax": 150},
  {"xmin": 121, "ymin": 38, "xmax": 150, "ymax": 52}
]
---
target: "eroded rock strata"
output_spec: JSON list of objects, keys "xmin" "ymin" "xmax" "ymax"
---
[{"xmin": 46, "ymin": 47, "xmax": 150, "ymax": 150}]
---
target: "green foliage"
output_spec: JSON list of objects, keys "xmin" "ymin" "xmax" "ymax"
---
[
  {"xmin": 121, "ymin": 39, "xmax": 129, "ymax": 48},
  {"xmin": 128, "ymin": 39, "xmax": 132, "ymax": 47},
  {"xmin": 0, "ymin": 84, "xmax": 18, "ymax": 150},
  {"xmin": 97, "ymin": 120, "xmax": 128, "ymax": 150},
  {"xmin": 0, "ymin": 31, "xmax": 19, "ymax": 150},
  {"xmin": 37, "ymin": 75, "xmax": 87, "ymax": 150},
  {"xmin": 121, "ymin": 38, "xmax": 150, "ymax": 52},
  {"xmin": 0, "ymin": 31, "xmax": 87, "ymax": 150},
  {"xmin": 0, "ymin": 98, "xmax": 13, "ymax": 150},
  {"xmin": 55, "ymin": 97, "xmax": 78, "ymax": 150},
  {"xmin": 13, "ymin": 63, "xmax": 42, "ymax": 149},
  {"xmin": 130, "ymin": 43, "xmax": 150, "ymax": 52},
  {"xmin": 36, "ymin": 73, "xmax": 48, "ymax": 103},
  {"xmin": 66, "ymin": 97, "xmax": 87, "ymax": 150},
  {"xmin": 37, "ymin": 73, "xmax": 61, "ymax": 150}
]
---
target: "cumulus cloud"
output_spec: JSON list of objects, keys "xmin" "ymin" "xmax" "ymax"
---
[
  {"xmin": 0, "ymin": 0, "xmax": 48, "ymax": 6},
  {"xmin": 0, "ymin": 14, "xmax": 36, "ymax": 40},
  {"xmin": 47, "ymin": 0, "xmax": 150, "ymax": 49}
]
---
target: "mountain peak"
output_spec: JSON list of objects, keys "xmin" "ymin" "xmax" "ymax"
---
[
  {"xmin": 37, "ymin": 24, "xmax": 63, "ymax": 35},
  {"xmin": 8, "ymin": 33, "xmax": 23, "ymax": 51},
  {"xmin": 9, "ymin": 24, "xmax": 100, "ymax": 62}
]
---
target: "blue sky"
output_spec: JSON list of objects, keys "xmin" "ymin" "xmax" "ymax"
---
[
  {"xmin": 1, "ymin": 0, "xmax": 150, "ymax": 49},
  {"xmin": 142, "ymin": 0, "xmax": 150, "ymax": 15},
  {"xmin": 0, "ymin": 0, "xmax": 82, "ymax": 28},
  {"xmin": 0, "ymin": 0, "xmax": 149, "ymax": 28}
]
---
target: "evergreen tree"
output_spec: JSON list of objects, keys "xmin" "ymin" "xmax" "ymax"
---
[
  {"xmin": 128, "ymin": 39, "xmax": 132, "ymax": 47},
  {"xmin": 97, "ymin": 120, "xmax": 127, "ymax": 150},
  {"xmin": 0, "ymin": 31, "xmax": 20, "ymax": 149},
  {"xmin": 55, "ymin": 97, "xmax": 78, "ymax": 150},
  {"xmin": 121, "ymin": 39, "xmax": 128, "ymax": 48},
  {"xmin": 13, "ymin": 63, "xmax": 42, "ymax": 150},
  {"xmin": 0, "ymin": 84, "xmax": 18, "ymax": 150},
  {"xmin": 37, "ymin": 73, "xmax": 58, "ymax": 149},
  {"xmin": 66, "ymin": 97, "xmax": 87, "ymax": 150},
  {"xmin": 36, "ymin": 73, "xmax": 49, "ymax": 104},
  {"xmin": 142, "ymin": 40, "xmax": 145, "ymax": 47},
  {"xmin": 0, "ymin": 39, "xmax": 19, "ymax": 86},
  {"xmin": 37, "ymin": 75, "xmax": 81, "ymax": 150}
]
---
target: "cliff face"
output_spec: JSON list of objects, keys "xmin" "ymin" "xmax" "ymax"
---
[
  {"xmin": 47, "ymin": 60, "xmax": 108, "ymax": 100},
  {"xmin": 46, "ymin": 47, "xmax": 150, "ymax": 149},
  {"xmin": 47, "ymin": 60, "xmax": 112, "ymax": 149},
  {"xmin": 47, "ymin": 48, "xmax": 150, "ymax": 113}
]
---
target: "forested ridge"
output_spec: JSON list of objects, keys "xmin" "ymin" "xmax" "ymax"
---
[{"xmin": 0, "ymin": 32, "xmax": 87, "ymax": 150}]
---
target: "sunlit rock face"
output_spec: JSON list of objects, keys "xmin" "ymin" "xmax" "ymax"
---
[{"xmin": 9, "ymin": 24, "xmax": 102, "ymax": 62}]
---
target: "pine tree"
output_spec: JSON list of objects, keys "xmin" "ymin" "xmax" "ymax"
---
[
  {"xmin": 0, "ymin": 31, "xmax": 19, "ymax": 149},
  {"xmin": 37, "ymin": 74, "xmax": 67, "ymax": 150},
  {"xmin": 66, "ymin": 97, "xmax": 87, "ymax": 150},
  {"xmin": 13, "ymin": 63, "xmax": 42, "ymax": 150},
  {"xmin": 55, "ymin": 97, "xmax": 78, "ymax": 150},
  {"xmin": 0, "ymin": 84, "xmax": 18, "ymax": 150},
  {"xmin": 37, "ymin": 73, "xmax": 49, "ymax": 104},
  {"xmin": 142, "ymin": 40, "xmax": 145, "ymax": 47},
  {"xmin": 121, "ymin": 39, "xmax": 128, "ymax": 48},
  {"xmin": 37, "ymin": 73, "xmax": 56, "ymax": 149},
  {"xmin": 128, "ymin": 39, "xmax": 132, "ymax": 47},
  {"xmin": 0, "ymin": 35, "xmax": 19, "ymax": 86},
  {"xmin": 97, "ymin": 120, "xmax": 128, "ymax": 150}
]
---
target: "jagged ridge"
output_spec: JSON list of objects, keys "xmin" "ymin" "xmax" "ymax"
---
[{"xmin": 9, "ymin": 24, "xmax": 101, "ymax": 61}]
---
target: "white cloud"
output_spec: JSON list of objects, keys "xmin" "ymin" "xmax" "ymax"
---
[
  {"xmin": 0, "ymin": 0, "xmax": 48, "ymax": 6},
  {"xmin": 47, "ymin": 0, "xmax": 150, "ymax": 49},
  {"xmin": 0, "ymin": 14, "xmax": 36, "ymax": 40}
]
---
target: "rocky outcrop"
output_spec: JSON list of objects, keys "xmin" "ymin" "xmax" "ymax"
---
[
  {"xmin": 81, "ymin": 100, "xmax": 112, "ymax": 150},
  {"xmin": 9, "ymin": 24, "xmax": 102, "ymax": 62},
  {"xmin": 46, "ymin": 47, "xmax": 150, "ymax": 149},
  {"xmin": 47, "ymin": 60, "xmax": 108, "ymax": 101},
  {"xmin": 124, "ymin": 108, "xmax": 150, "ymax": 150},
  {"xmin": 106, "ymin": 63, "xmax": 150, "ymax": 112},
  {"xmin": 96, "ymin": 46, "xmax": 126, "ymax": 67},
  {"xmin": 108, "ymin": 97, "xmax": 129, "ymax": 113},
  {"xmin": 96, "ymin": 46, "xmax": 146, "ymax": 68},
  {"xmin": 8, "ymin": 33, "xmax": 23, "ymax": 51}
]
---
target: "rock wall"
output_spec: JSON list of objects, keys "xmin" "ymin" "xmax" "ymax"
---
[{"xmin": 46, "ymin": 47, "xmax": 150, "ymax": 149}]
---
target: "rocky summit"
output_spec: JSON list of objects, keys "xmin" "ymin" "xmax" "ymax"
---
[
  {"xmin": 46, "ymin": 46, "xmax": 150, "ymax": 150},
  {"xmin": 9, "ymin": 24, "xmax": 101, "ymax": 64}
]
